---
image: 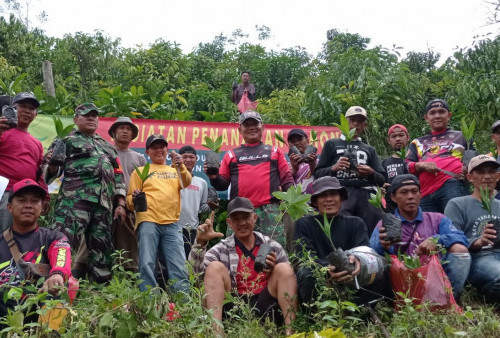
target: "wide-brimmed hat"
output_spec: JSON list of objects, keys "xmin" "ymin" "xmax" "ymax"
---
[
  {"xmin": 311, "ymin": 176, "xmax": 348, "ymax": 201},
  {"xmin": 108, "ymin": 116, "xmax": 139, "ymax": 139}
]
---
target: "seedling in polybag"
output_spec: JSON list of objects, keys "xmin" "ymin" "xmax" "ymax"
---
[
  {"xmin": 133, "ymin": 163, "xmax": 155, "ymax": 212},
  {"xmin": 333, "ymin": 114, "xmax": 357, "ymax": 169},
  {"xmin": 202, "ymin": 136, "xmax": 223, "ymax": 175},
  {"xmin": 479, "ymin": 186, "xmax": 500, "ymax": 245},
  {"xmin": 369, "ymin": 187, "xmax": 402, "ymax": 243}
]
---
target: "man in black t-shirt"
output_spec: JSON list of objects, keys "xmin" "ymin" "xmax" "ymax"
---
[
  {"xmin": 315, "ymin": 106, "xmax": 385, "ymax": 234},
  {"xmin": 382, "ymin": 124, "xmax": 410, "ymax": 212}
]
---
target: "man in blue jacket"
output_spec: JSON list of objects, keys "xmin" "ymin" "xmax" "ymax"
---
[{"xmin": 370, "ymin": 174, "xmax": 471, "ymax": 300}]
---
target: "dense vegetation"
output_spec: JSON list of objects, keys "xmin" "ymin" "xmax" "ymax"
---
[
  {"xmin": 2, "ymin": 14, "xmax": 500, "ymax": 155},
  {"xmin": 2, "ymin": 9, "xmax": 500, "ymax": 337}
]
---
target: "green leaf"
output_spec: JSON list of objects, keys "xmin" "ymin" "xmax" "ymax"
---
[
  {"xmin": 99, "ymin": 312, "xmax": 114, "ymax": 329},
  {"xmin": 274, "ymin": 132, "xmax": 287, "ymax": 146},
  {"xmin": 310, "ymin": 129, "xmax": 318, "ymax": 143}
]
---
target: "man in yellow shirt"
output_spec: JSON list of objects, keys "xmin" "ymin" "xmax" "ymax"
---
[{"xmin": 127, "ymin": 134, "xmax": 192, "ymax": 293}]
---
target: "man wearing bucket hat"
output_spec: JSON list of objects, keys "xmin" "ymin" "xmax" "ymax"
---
[
  {"xmin": 108, "ymin": 116, "xmax": 146, "ymax": 271},
  {"xmin": 294, "ymin": 176, "xmax": 389, "ymax": 305},
  {"xmin": 0, "ymin": 92, "xmax": 49, "ymax": 233},
  {"xmin": 47, "ymin": 103, "xmax": 126, "ymax": 283},
  {"xmin": 370, "ymin": 174, "xmax": 471, "ymax": 300},
  {"xmin": 189, "ymin": 197, "xmax": 297, "ymax": 334},
  {"xmin": 445, "ymin": 155, "xmax": 500, "ymax": 301},
  {"xmin": 0, "ymin": 178, "xmax": 72, "ymax": 318}
]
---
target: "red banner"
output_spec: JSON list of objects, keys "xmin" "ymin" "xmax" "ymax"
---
[{"xmin": 97, "ymin": 117, "xmax": 339, "ymax": 154}]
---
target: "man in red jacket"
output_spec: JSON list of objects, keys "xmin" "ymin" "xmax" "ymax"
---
[{"xmin": 206, "ymin": 111, "xmax": 294, "ymax": 248}]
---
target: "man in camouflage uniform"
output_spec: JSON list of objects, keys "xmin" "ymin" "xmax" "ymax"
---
[{"xmin": 48, "ymin": 103, "xmax": 126, "ymax": 283}]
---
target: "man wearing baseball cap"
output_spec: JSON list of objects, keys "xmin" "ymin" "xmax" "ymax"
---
[
  {"xmin": 0, "ymin": 178, "xmax": 72, "ymax": 318},
  {"xmin": 445, "ymin": 155, "xmax": 500, "ymax": 301},
  {"xmin": 315, "ymin": 106, "xmax": 386, "ymax": 235},
  {"xmin": 294, "ymin": 177, "xmax": 388, "ymax": 305},
  {"xmin": 127, "ymin": 134, "xmax": 192, "ymax": 293},
  {"xmin": 382, "ymin": 124, "xmax": 410, "ymax": 212},
  {"xmin": 47, "ymin": 103, "xmax": 126, "ymax": 283},
  {"xmin": 371, "ymin": 174, "xmax": 471, "ymax": 301},
  {"xmin": 0, "ymin": 92, "xmax": 49, "ymax": 232},
  {"xmin": 107, "ymin": 116, "xmax": 146, "ymax": 271},
  {"xmin": 206, "ymin": 111, "xmax": 294, "ymax": 248},
  {"xmin": 189, "ymin": 197, "xmax": 297, "ymax": 335},
  {"xmin": 287, "ymin": 128, "xmax": 317, "ymax": 194},
  {"xmin": 406, "ymin": 99, "xmax": 472, "ymax": 213}
]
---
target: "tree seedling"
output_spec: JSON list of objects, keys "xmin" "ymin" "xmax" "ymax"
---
[
  {"xmin": 274, "ymin": 129, "xmax": 318, "ymax": 162},
  {"xmin": 394, "ymin": 146, "xmax": 408, "ymax": 160},
  {"xmin": 315, "ymin": 213, "xmax": 355, "ymax": 274},
  {"xmin": 369, "ymin": 187, "xmax": 402, "ymax": 243},
  {"xmin": 479, "ymin": 186, "xmax": 500, "ymax": 246},
  {"xmin": 48, "ymin": 116, "xmax": 75, "ymax": 166},
  {"xmin": 202, "ymin": 135, "xmax": 223, "ymax": 175},
  {"xmin": 133, "ymin": 163, "xmax": 155, "ymax": 212},
  {"xmin": 460, "ymin": 117, "xmax": 477, "ymax": 167},
  {"xmin": 333, "ymin": 113, "xmax": 357, "ymax": 170}
]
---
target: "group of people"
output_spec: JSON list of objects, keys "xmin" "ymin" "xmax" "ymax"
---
[{"xmin": 1, "ymin": 91, "xmax": 500, "ymax": 334}]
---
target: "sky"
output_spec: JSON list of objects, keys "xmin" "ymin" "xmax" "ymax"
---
[{"xmin": 8, "ymin": 0, "xmax": 500, "ymax": 61}]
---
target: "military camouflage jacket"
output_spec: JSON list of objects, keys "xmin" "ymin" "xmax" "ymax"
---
[{"xmin": 57, "ymin": 131, "xmax": 126, "ymax": 210}]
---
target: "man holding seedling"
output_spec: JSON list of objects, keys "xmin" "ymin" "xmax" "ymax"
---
[
  {"xmin": 370, "ymin": 174, "xmax": 471, "ymax": 300},
  {"xmin": 127, "ymin": 134, "xmax": 192, "ymax": 293},
  {"xmin": 0, "ymin": 93, "xmax": 49, "ymax": 233},
  {"xmin": 48, "ymin": 103, "xmax": 126, "ymax": 283},
  {"xmin": 294, "ymin": 176, "xmax": 389, "ymax": 305},
  {"xmin": 444, "ymin": 155, "xmax": 500, "ymax": 301},
  {"xmin": 406, "ymin": 99, "xmax": 471, "ymax": 213},
  {"xmin": 287, "ymin": 128, "xmax": 317, "ymax": 194},
  {"xmin": 382, "ymin": 124, "xmax": 410, "ymax": 212},
  {"xmin": 189, "ymin": 197, "xmax": 297, "ymax": 335},
  {"xmin": 206, "ymin": 111, "xmax": 294, "ymax": 248},
  {"xmin": 315, "ymin": 106, "xmax": 385, "ymax": 235},
  {"xmin": 178, "ymin": 145, "xmax": 211, "ymax": 257}
]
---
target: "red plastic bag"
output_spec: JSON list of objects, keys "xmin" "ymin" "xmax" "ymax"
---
[
  {"xmin": 237, "ymin": 91, "xmax": 258, "ymax": 114},
  {"xmin": 389, "ymin": 255, "xmax": 461, "ymax": 313}
]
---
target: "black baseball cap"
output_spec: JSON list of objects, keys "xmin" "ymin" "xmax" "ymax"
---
[
  {"xmin": 179, "ymin": 145, "xmax": 196, "ymax": 155},
  {"xmin": 146, "ymin": 134, "xmax": 168, "ymax": 149},
  {"xmin": 227, "ymin": 197, "xmax": 254, "ymax": 217},
  {"xmin": 287, "ymin": 128, "xmax": 308, "ymax": 142},
  {"xmin": 425, "ymin": 99, "xmax": 449, "ymax": 114},
  {"xmin": 390, "ymin": 174, "xmax": 420, "ymax": 194},
  {"xmin": 311, "ymin": 176, "xmax": 348, "ymax": 201},
  {"xmin": 491, "ymin": 120, "xmax": 500, "ymax": 133},
  {"xmin": 12, "ymin": 92, "xmax": 40, "ymax": 108}
]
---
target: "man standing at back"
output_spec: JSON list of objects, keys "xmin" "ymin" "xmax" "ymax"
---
[
  {"xmin": 0, "ymin": 93, "xmax": 49, "ymax": 232},
  {"xmin": 406, "ymin": 99, "xmax": 470, "ymax": 213},
  {"xmin": 108, "ymin": 117, "xmax": 146, "ymax": 271},
  {"xmin": 206, "ymin": 111, "xmax": 294, "ymax": 247},
  {"xmin": 232, "ymin": 71, "xmax": 257, "ymax": 113},
  {"xmin": 315, "ymin": 106, "xmax": 385, "ymax": 234},
  {"xmin": 48, "ymin": 103, "xmax": 126, "ymax": 283}
]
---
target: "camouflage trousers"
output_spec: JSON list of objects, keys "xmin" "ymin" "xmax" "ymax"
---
[
  {"xmin": 52, "ymin": 199, "xmax": 112, "ymax": 283},
  {"xmin": 226, "ymin": 203, "xmax": 289, "ymax": 250},
  {"xmin": 72, "ymin": 210, "xmax": 139, "ymax": 272}
]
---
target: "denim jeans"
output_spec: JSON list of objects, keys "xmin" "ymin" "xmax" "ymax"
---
[
  {"xmin": 468, "ymin": 251, "xmax": 500, "ymax": 301},
  {"xmin": 137, "ymin": 222, "xmax": 189, "ymax": 293},
  {"xmin": 442, "ymin": 252, "xmax": 471, "ymax": 298},
  {"xmin": 420, "ymin": 179, "xmax": 469, "ymax": 213}
]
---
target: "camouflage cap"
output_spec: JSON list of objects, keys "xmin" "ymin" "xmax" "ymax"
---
[
  {"xmin": 239, "ymin": 110, "xmax": 262, "ymax": 124},
  {"xmin": 74, "ymin": 102, "xmax": 100, "ymax": 116}
]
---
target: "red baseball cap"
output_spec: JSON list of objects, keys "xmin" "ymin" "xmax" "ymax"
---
[
  {"xmin": 388, "ymin": 124, "xmax": 408, "ymax": 136},
  {"xmin": 8, "ymin": 179, "xmax": 47, "ymax": 202}
]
